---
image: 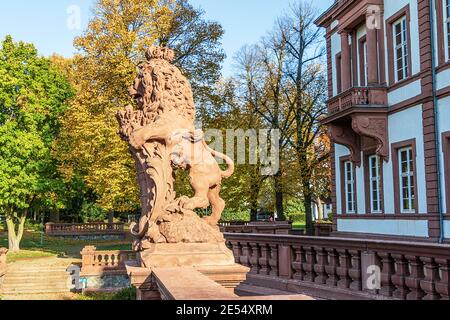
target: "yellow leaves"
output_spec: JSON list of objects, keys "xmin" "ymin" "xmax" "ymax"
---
[{"xmin": 55, "ymin": 0, "xmax": 176, "ymax": 212}]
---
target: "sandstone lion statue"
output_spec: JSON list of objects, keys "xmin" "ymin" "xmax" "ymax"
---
[{"xmin": 116, "ymin": 46, "xmax": 234, "ymax": 249}]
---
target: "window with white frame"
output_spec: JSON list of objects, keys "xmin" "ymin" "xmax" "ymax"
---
[
  {"xmin": 446, "ymin": 0, "xmax": 450, "ymax": 58},
  {"xmin": 344, "ymin": 161, "xmax": 356, "ymax": 213},
  {"xmin": 398, "ymin": 147, "xmax": 415, "ymax": 213},
  {"xmin": 368, "ymin": 155, "xmax": 382, "ymax": 213},
  {"xmin": 393, "ymin": 16, "xmax": 409, "ymax": 82}
]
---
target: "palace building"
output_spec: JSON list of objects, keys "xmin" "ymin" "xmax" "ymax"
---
[{"xmin": 315, "ymin": 0, "xmax": 450, "ymax": 242}]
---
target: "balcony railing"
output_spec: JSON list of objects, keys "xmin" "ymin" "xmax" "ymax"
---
[
  {"xmin": 225, "ymin": 233, "xmax": 450, "ymax": 300},
  {"xmin": 45, "ymin": 222, "xmax": 125, "ymax": 236},
  {"xmin": 219, "ymin": 221, "xmax": 292, "ymax": 234},
  {"xmin": 327, "ymin": 86, "xmax": 387, "ymax": 115}
]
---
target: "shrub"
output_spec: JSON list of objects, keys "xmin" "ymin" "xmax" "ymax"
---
[
  {"xmin": 80, "ymin": 202, "xmax": 106, "ymax": 223},
  {"xmin": 287, "ymin": 213, "xmax": 305, "ymax": 223},
  {"xmin": 220, "ymin": 209, "xmax": 251, "ymax": 222}
]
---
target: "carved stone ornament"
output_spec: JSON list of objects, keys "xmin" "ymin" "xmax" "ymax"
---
[
  {"xmin": 351, "ymin": 114, "xmax": 389, "ymax": 161},
  {"xmin": 116, "ymin": 47, "xmax": 235, "ymax": 256},
  {"xmin": 329, "ymin": 113, "xmax": 389, "ymax": 166}
]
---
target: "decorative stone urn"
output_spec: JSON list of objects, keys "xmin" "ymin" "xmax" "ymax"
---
[{"xmin": 116, "ymin": 46, "xmax": 248, "ymax": 299}]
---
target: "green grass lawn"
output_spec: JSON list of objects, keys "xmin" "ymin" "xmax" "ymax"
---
[
  {"xmin": 292, "ymin": 222, "xmax": 306, "ymax": 230},
  {"xmin": 0, "ymin": 225, "xmax": 132, "ymax": 262}
]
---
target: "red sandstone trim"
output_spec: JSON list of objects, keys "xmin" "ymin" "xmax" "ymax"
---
[
  {"xmin": 391, "ymin": 139, "xmax": 419, "ymax": 215},
  {"xmin": 442, "ymin": 131, "xmax": 450, "ymax": 214},
  {"xmin": 363, "ymin": 150, "xmax": 385, "ymax": 214},
  {"xmin": 386, "ymin": 4, "xmax": 412, "ymax": 86},
  {"xmin": 339, "ymin": 155, "xmax": 358, "ymax": 215}
]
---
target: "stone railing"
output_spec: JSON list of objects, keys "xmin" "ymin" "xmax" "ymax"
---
[
  {"xmin": 225, "ymin": 233, "xmax": 450, "ymax": 300},
  {"xmin": 80, "ymin": 246, "xmax": 137, "ymax": 276},
  {"xmin": 313, "ymin": 222, "xmax": 333, "ymax": 236},
  {"xmin": 0, "ymin": 248, "xmax": 7, "ymax": 276},
  {"xmin": 0, "ymin": 247, "xmax": 7, "ymax": 292},
  {"xmin": 220, "ymin": 221, "xmax": 292, "ymax": 235},
  {"xmin": 327, "ymin": 86, "xmax": 387, "ymax": 114},
  {"xmin": 45, "ymin": 222, "xmax": 125, "ymax": 236}
]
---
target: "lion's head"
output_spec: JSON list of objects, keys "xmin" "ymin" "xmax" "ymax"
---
[{"xmin": 129, "ymin": 46, "xmax": 195, "ymax": 122}]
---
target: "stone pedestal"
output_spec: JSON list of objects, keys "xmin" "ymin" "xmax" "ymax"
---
[{"xmin": 126, "ymin": 243, "xmax": 249, "ymax": 300}]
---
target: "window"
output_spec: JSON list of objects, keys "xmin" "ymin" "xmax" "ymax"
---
[
  {"xmin": 398, "ymin": 147, "xmax": 415, "ymax": 213},
  {"xmin": 344, "ymin": 161, "xmax": 356, "ymax": 213},
  {"xmin": 358, "ymin": 36, "xmax": 368, "ymax": 86},
  {"xmin": 368, "ymin": 155, "xmax": 382, "ymax": 213},
  {"xmin": 393, "ymin": 16, "xmax": 409, "ymax": 82}
]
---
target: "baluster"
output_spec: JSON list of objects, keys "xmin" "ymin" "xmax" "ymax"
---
[
  {"xmin": 420, "ymin": 257, "xmax": 441, "ymax": 300},
  {"xmin": 229, "ymin": 240, "xmax": 241, "ymax": 264},
  {"xmin": 248, "ymin": 242, "xmax": 260, "ymax": 274},
  {"xmin": 336, "ymin": 249, "xmax": 351, "ymax": 288},
  {"xmin": 435, "ymin": 258, "xmax": 450, "ymax": 300},
  {"xmin": 391, "ymin": 254, "xmax": 410, "ymax": 300},
  {"xmin": 291, "ymin": 245, "xmax": 305, "ymax": 281},
  {"xmin": 404, "ymin": 255, "xmax": 425, "ymax": 300},
  {"xmin": 268, "ymin": 244, "xmax": 279, "ymax": 277},
  {"xmin": 348, "ymin": 250, "xmax": 362, "ymax": 291},
  {"xmin": 239, "ymin": 242, "xmax": 250, "ymax": 268},
  {"xmin": 325, "ymin": 248, "xmax": 339, "ymax": 286},
  {"xmin": 302, "ymin": 246, "xmax": 316, "ymax": 282},
  {"xmin": 258, "ymin": 243, "xmax": 270, "ymax": 275},
  {"xmin": 313, "ymin": 246, "xmax": 328, "ymax": 284},
  {"xmin": 378, "ymin": 252, "xmax": 395, "ymax": 297}
]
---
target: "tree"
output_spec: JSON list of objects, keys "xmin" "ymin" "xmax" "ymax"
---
[
  {"xmin": 231, "ymin": 1, "xmax": 328, "ymax": 229},
  {"xmin": 0, "ymin": 36, "xmax": 73, "ymax": 251},
  {"xmin": 278, "ymin": 2, "xmax": 328, "ymax": 234},
  {"xmin": 55, "ymin": 0, "xmax": 225, "ymax": 215}
]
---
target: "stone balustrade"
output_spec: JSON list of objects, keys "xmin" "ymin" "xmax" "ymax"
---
[
  {"xmin": 45, "ymin": 222, "xmax": 125, "ymax": 238},
  {"xmin": 0, "ymin": 247, "xmax": 7, "ymax": 292},
  {"xmin": 225, "ymin": 233, "xmax": 450, "ymax": 300},
  {"xmin": 220, "ymin": 221, "xmax": 292, "ymax": 235},
  {"xmin": 327, "ymin": 86, "xmax": 387, "ymax": 114},
  {"xmin": 0, "ymin": 247, "xmax": 7, "ymax": 276},
  {"xmin": 80, "ymin": 246, "xmax": 136, "ymax": 276}
]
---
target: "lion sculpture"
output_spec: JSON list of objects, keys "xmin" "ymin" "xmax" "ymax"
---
[{"xmin": 116, "ymin": 46, "xmax": 234, "ymax": 247}]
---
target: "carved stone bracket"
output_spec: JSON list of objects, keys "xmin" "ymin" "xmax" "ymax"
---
[
  {"xmin": 329, "ymin": 123, "xmax": 361, "ymax": 166},
  {"xmin": 351, "ymin": 114, "xmax": 389, "ymax": 162},
  {"xmin": 329, "ymin": 112, "xmax": 389, "ymax": 167}
]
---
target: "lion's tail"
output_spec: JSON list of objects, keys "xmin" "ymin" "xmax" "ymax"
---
[{"xmin": 202, "ymin": 140, "xmax": 235, "ymax": 178}]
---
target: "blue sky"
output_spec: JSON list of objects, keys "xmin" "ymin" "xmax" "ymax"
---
[{"xmin": 0, "ymin": 0, "xmax": 333, "ymax": 76}]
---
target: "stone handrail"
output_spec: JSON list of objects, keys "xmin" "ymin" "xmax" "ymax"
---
[
  {"xmin": 0, "ymin": 247, "xmax": 7, "ymax": 277},
  {"xmin": 327, "ymin": 86, "xmax": 387, "ymax": 114},
  {"xmin": 45, "ymin": 222, "xmax": 125, "ymax": 236},
  {"xmin": 80, "ymin": 246, "xmax": 136, "ymax": 276},
  {"xmin": 225, "ymin": 233, "xmax": 450, "ymax": 300},
  {"xmin": 220, "ymin": 221, "xmax": 292, "ymax": 235}
]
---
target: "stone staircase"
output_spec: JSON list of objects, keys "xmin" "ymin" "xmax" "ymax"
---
[
  {"xmin": 1, "ymin": 263, "xmax": 71, "ymax": 295},
  {"xmin": 236, "ymin": 283, "xmax": 297, "ymax": 297}
]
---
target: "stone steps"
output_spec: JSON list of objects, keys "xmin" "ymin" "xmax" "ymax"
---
[
  {"xmin": 1, "ymin": 264, "xmax": 71, "ymax": 295},
  {"xmin": 236, "ymin": 283, "xmax": 296, "ymax": 297}
]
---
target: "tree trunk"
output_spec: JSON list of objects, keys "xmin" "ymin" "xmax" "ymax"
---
[
  {"xmin": 304, "ymin": 182, "xmax": 313, "ymax": 236},
  {"xmin": 6, "ymin": 213, "xmax": 26, "ymax": 252},
  {"xmin": 316, "ymin": 197, "xmax": 324, "ymax": 221},
  {"xmin": 274, "ymin": 171, "xmax": 284, "ymax": 220},
  {"xmin": 108, "ymin": 212, "xmax": 114, "ymax": 225}
]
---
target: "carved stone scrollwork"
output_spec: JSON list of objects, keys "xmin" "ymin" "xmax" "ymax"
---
[
  {"xmin": 329, "ymin": 123, "xmax": 361, "ymax": 166},
  {"xmin": 351, "ymin": 114, "xmax": 389, "ymax": 161}
]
